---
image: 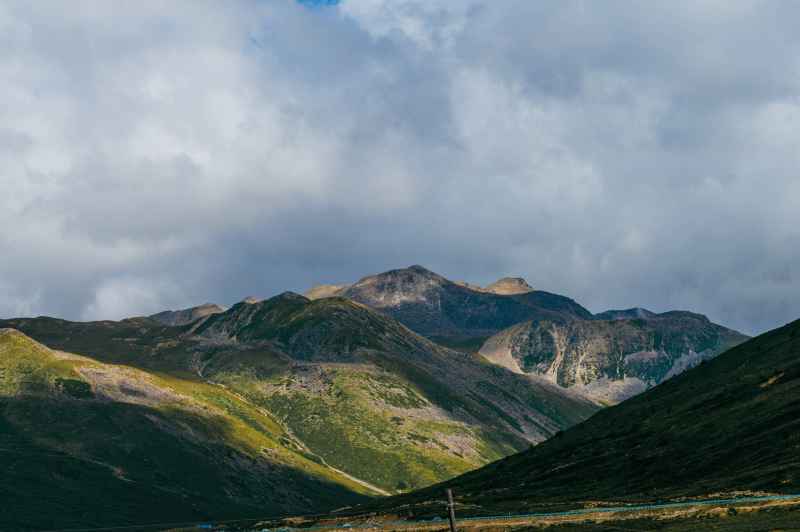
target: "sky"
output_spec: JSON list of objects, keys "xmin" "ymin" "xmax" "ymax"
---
[{"xmin": 2, "ymin": 0, "xmax": 800, "ymax": 335}]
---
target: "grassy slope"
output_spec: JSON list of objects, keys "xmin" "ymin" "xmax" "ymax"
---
[
  {"xmin": 195, "ymin": 297, "xmax": 597, "ymax": 492},
  {"xmin": 213, "ymin": 365, "xmax": 512, "ymax": 493},
  {"xmin": 368, "ymin": 318, "xmax": 800, "ymax": 516},
  {"xmin": 0, "ymin": 329, "xmax": 368, "ymax": 531}
]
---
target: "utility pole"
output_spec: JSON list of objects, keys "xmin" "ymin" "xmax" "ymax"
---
[{"xmin": 446, "ymin": 488, "xmax": 457, "ymax": 532}]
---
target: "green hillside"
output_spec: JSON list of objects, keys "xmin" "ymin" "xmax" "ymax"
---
[
  {"xmin": 369, "ymin": 318, "xmax": 800, "ymax": 516},
  {"xmin": 1, "ymin": 294, "xmax": 598, "ymax": 498},
  {"xmin": 190, "ymin": 295, "xmax": 599, "ymax": 492},
  {"xmin": 0, "ymin": 328, "xmax": 369, "ymax": 531}
]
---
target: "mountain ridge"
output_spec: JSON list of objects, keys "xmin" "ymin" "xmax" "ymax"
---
[
  {"xmin": 302, "ymin": 266, "xmax": 747, "ymax": 402},
  {"xmin": 1, "ymin": 294, "xmax": 598, "ymax": 495}
]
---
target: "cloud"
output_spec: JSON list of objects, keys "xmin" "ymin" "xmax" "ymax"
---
[{"xmin": 1, "ymin": 0, "xmax": 800, "ymax": 334}]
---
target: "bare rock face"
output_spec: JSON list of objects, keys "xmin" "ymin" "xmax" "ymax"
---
[
  {"xmin": 480, "ymin": 311, "xmax": 748, "ymax": 404},
  {"xmin": 148, "ymin": 303, "xmax": 224, "ymax": 326},
  {"xmin": 484, "ymin": 277, "xmax": 534, "ymax": 295}
]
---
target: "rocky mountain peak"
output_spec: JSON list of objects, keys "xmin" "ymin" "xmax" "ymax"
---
[
  {"xmin": 485, "ymin": 277, "xmax": 534, "ymax": 295},
  {"xmin": 241, "ymin": 296, "xmax": 263, "ymax": 304},
  {"xmin": 341, "ymin": 265, "xmax": 448, "ymax": 309}
]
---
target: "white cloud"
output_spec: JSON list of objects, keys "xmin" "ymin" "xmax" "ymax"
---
[{"xmin": 1, "ymin": 0, "xmax": 800, "ymax": 334}]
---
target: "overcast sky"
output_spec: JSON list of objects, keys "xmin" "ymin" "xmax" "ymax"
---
[{"xmin": 2, "ymin": 0, "xmax": 800, "ymax": 335}]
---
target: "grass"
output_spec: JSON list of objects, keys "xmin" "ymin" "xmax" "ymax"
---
[{"xmin": 215, "ymin": 366, "xmax": 493, "ymax": 492}]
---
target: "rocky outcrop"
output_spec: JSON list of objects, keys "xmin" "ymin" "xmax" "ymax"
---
[{"xmin": 480, "ymin": 311, "xmax": 748, "ymax": 403}]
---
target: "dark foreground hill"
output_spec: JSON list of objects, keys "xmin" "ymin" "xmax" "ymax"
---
[{"xmin": 367, "ymin": 318, "xmax": 800, "ymax": 516}]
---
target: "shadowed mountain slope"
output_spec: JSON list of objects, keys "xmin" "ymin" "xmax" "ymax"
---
[{"xmin": 370, "ymin": 318, "xmax": 800, "ymax": 516}]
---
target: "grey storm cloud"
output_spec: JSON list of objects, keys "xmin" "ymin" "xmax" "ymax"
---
[{"xmin": 2, "ymin": 0, "xmax": 800, "ymax": 335}]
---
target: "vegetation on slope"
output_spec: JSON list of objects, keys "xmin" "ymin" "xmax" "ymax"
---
[
  {"xmin": 194, "ymin": 295, "xmax": 598, "ymax": 492},
  {"xmin": 1, "ymin": 294, "xmax": 598, "ymax": 496}
]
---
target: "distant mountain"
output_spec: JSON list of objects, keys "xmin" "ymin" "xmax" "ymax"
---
[
  {"xmin": 370, "ymin": 318, "xmax": 800, "ymax": 516},
  {"xmin": 305, "ymin": 266, "xmax": 747, "ymax": 402},
  {"xmin": 307, "ymin": 265, "xmax": 592, "ymax": 340},
  {"xmin": 480, "ymin": 311, "xmax": 747, "ymax": 403},
  {"xmin": 1, "ymin": 295, "xmax": 597, "ymax": 499},
  {"xmin": 148, "ymin": 302, "xmax": 224, "ymax": 326},
  {"xmin": 0, "ymin": 328, "xmax": 368, "ymax": 530}
]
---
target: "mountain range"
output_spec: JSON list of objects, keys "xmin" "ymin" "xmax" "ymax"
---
[
  {"xmin": 307, "ymin": 265, "xmax": 747, "ymax": 402},
  {"xmin": 0, "ymin": 264, "xmax": 753, "ymax": 529},
  {"xmin": 0, "ymin": 283, "xmax": 599, "ymax": 528}
]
